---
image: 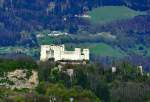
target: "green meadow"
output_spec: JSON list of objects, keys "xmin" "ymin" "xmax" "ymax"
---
[
  {"xmin": 90, "ymin": 43, "xmax": 126, "ymax": 57},
  {"xmin": 88, "ymin": 6, "xmax": 145, "ymax": 24},
  {"xmin": 66, "ymin": 43, "xmax": 127, "ymax": 58}
]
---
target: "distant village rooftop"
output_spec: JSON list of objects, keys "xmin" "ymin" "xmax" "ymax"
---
[{"xmin": 40, "ymin": 44, "xmax": 89, "ymax": 62}]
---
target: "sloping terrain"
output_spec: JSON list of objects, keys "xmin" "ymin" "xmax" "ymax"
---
[
  {"xmin": 89, "ymin": 6, "xmax": 145, "ymax": 24},
  {"xmin": 0, "ymin": 0, "xmax": 150, "ymax": 69},
  {"xmin": 0, "ymin": 0, "xmax": 149, "ymax": 46}
]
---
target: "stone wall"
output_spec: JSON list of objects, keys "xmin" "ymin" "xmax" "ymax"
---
[{"xmin": 40, "ymin": 44, "xmax": 90, "ymax": 61}]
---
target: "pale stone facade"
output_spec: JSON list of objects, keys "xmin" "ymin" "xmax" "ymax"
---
[
  {"xmin": 40, "ymin": 45, "xmax": 90, "ymax": 61},
  {"xmin": 137, "ymin": 66, "xmax": 143, "ymax": 75},
  {"xmin": 112, "ymin": 67, "xmax": 117, "ymax": 73}
]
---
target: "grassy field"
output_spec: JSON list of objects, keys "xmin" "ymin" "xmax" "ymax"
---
[
  {"xmin": 66, "ymin": 43, "xmax": 127, "ymax": 57},
  {"xmin": 1, "ymin": 43, "xmax": 150, "ymax": 59},
  {"xmin": 0, "ymin": 47, "xmax": 39, "ymax": 58},
  {"xmin": 90, "ymin": 43, "xmax": 126, "ymax": 57},
  {"xmin": 88, "ymin": 6, "xmax": 145, "ymax": 24},
  {"xmin": 38, "ymin": 37, "xmax": 54, "ymax": 45},
  {"xmin": 66, "ymin": 43, "xmax": 150, "ymax": 57}
]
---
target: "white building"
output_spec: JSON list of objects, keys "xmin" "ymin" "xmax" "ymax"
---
[
  {"xmin": 40, "ymin": 45, "xmax": 89, "ymax": 61},
  {"xmin": 48, "ymin": 31, "xmax": 68, "ymax": 37},
  {"xmin": 137, "ymin": 65, "xmax": 144, "ymax": 76},
  {"xmin": 112, "ymin": 67, "xmax": 117, "ymax": 73}
]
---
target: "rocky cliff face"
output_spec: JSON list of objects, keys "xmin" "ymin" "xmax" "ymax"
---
[{"xmin": 0, "ymin": 69, "xmax": 39, "ymax": 89}]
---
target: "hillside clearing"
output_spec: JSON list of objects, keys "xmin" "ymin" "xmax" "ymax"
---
[{"xmin": 88, "ymin": 6, "xmax": 145, "ymax": 24}]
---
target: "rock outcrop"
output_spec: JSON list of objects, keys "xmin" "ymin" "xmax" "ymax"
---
[{"xmin": 0, "ymin": 69, "xmax": 39, "ymax": 89}]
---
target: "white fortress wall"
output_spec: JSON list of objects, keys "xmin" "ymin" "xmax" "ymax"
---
[
  {"xmin": 40, "ymin": 45, "xmax": 90, "ymax": 61},
  {"xmin": 40, "ymin": 45, "xmax": 50, "ymax": 61},
  {"xmin": 61, "ymin": 48, "xmax": 81, "ymax": 60},
  {"xmin": 50, "ymin": 45, "xmax": 61, "ymax": 61},
  {"xmin": 82, "ymin": 49, "xmax": 90, "ymax": 60}
]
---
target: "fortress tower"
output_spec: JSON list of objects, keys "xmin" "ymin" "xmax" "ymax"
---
[{"xmin": 40, "ymin": 45, "xmax": 90, "ymax": 62}]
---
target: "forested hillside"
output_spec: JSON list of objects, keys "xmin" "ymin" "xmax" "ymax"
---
[
  {"xmin": 0, "ymin": 1, "xmax": 150, "ymax": 101},
  {"xmin": 0, "ymin": 57, "xmax": 149, "ymax": 102},
  {"xmin": 0, "ymin": 0, "xmax": 149, "ymax": 46},
  {"xmin": 0, "ymin": 0, "xmax": 150, "ymax": 69}
]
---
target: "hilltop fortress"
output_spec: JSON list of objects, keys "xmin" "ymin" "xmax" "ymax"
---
[{"xmin": 40, "ymin": 45, "xmax": 89, "ymax": 62}]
